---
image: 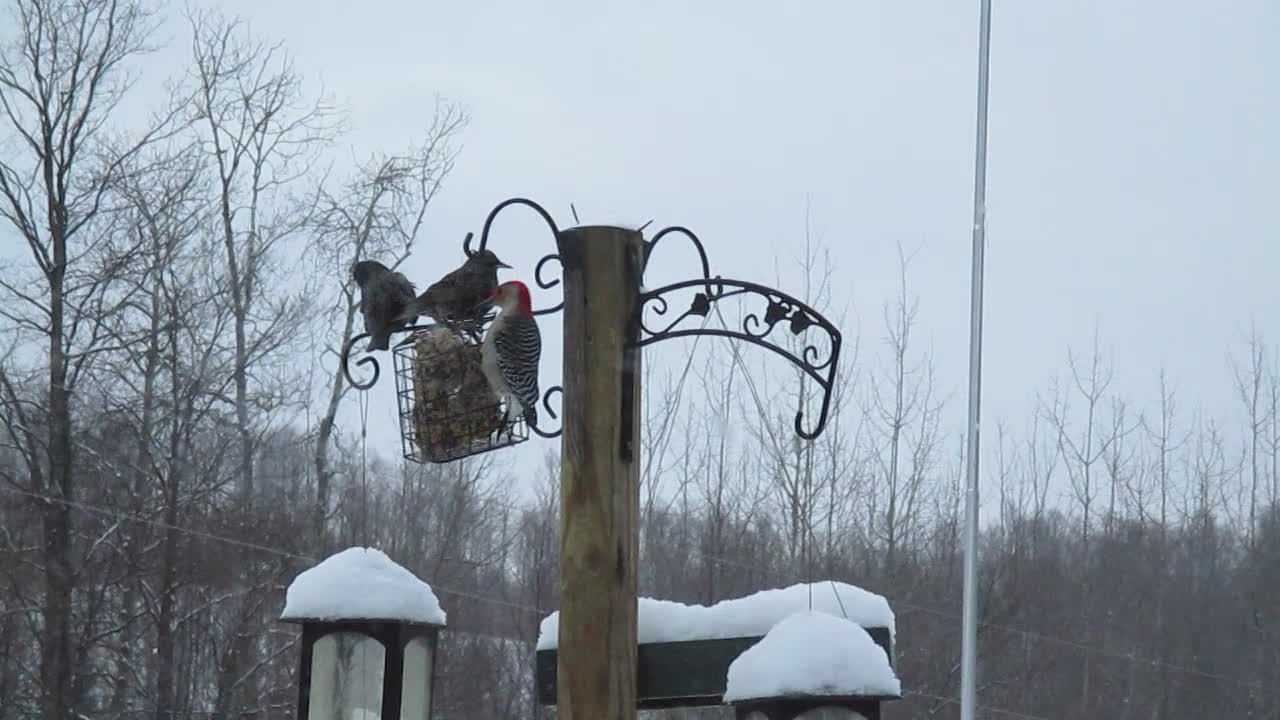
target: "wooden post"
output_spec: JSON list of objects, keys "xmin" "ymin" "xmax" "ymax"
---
[{"xmin": 556, "ymin": 225, "xmax": 644, "ymax": 720}]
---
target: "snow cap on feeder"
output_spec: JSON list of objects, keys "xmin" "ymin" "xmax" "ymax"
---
[
  {"xmin": 723, "ymin": 610, "xmax": 901, "ymax": 720},
  {"xmin": 537, "ymin": 580, "xmax": 894, "ymax": 650},
  {"xmin": 282, "ymin": 546, "xmax": 446, "ymax": 625},
  {"xmin": 280, "ymin": 547, "xmax": 446, "ymax": 720},
  {"xmin": 533, "ymin": 582, "xmax": 898, "ymax": 711}
]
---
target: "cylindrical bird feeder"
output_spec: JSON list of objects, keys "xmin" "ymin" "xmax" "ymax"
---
[
  {"xmin": 281, "ymin": 547, "xmax": 448, "ymax": 720},
  {"xmin": 392, "ymin": 323, "xmax": 529, "ymax": 464}
]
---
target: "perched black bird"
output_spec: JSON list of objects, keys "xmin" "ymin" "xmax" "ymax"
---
[
  {"xmin": 351, "ymin": 260, "xmax": 417, "ymax": 351},
  {"xmin": 397, "ymin": 249, "xmax": 511, "ymax": 331}
]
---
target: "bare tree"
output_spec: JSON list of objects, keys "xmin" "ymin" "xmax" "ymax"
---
[
  {"xmin": 1101, "ymin": 395, "xmax": 1139, "ymax": 535},
  {"xmin": 687, "ymin": 353, "xmax": 769, "ymax": 602},
  {"xmin": 1230, "ymin": 325, "xmax": 1272, "ymax": 549},
  {"xmin": 1140, "ymin": 367, "xmax": 1190, "ymax": 720},
  {"xmin": 305, "ymin": 101, "xmax": 466, "ymax": 546},
  {"xmin": 733, "ymin": 220, "xmax": 829, "ymax": 572},
  {"xmin": 1270, "ymin": 361, "xmax": 1280, "ymax": 509},
  {"xmin": 1269, "ymin": 360, "xmax": 1280, "ymax": 511},
  {"xmin": 1039, "ymin": 328, "xmax": 1130, "ymax": 705},
  {"xmin": 639, "ymin": 347, "xmax": 705, "ymax": 528},
  {"xmin": 93, "ymin": 138, "xmax": 214, "ymax": 717},
  {"xmin": 1042, "ymin": 329, "xmax": 1120, "ymax": 549},
  {"xmin": 996, "ymin": 412, "xmax": 1059, "ymax": 530},
  {"xmin": 0, "ymin": 0, "xmax": 182, "ymax": 716},
  {"xmin": 185, "ymin": 9, "xmax": 342, "ymax": 714},
  {"xmin": 507, "ymin": 452, "xmax": 560, "ymax": 720},
  {"xmin": 187, "ymin": 7, "xmax": 343, "ymax": 507},
  {"xmin": 862, "ymin": 242, "xmax": 943, "ymax": 583},
  {"xmin": 816, "ymin": 353, "xmax": 867, "ymax": 577}
]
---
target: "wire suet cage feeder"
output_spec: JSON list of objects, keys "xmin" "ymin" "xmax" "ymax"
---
[
  {"xmin": 391, "ymin": 323, "xmax": 529, "ymax": 464},
  {"xmin": 342, "ymin": 196, "xmax": 844, "ymax": 466}
]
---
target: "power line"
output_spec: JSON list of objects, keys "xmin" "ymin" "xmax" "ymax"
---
[
  {"xmin": 6, "ymin": 408, "xmax": 1267, "ymax": 692},
  {"xmin": 907, "ymin": 690, "xmax": 1049, "ymax": 720},
  {"xmin": 598, "ymin": 300, "xmax": 1261, "ymax": 694},
  {"xmin": 684, "ymin": 546, "xmax": 1263, "ymax": 690},
  {"xmin": 15, "ymin": 280, "xmax": 1246, "ymax": 690},
  {"xmin": 3, "ymin": 481, "xmax": 1260, "ymax": 693},
  {"xmin": 3, "ymin": 483, "xmax": 1256, "ymax": 720},
  {"xmin": 2, "ymin": 490, "xmax": 1045, "ymax": 720},
  {"xmin": 316, "ymin": 472, "xmax": 1267, "ymax": 693},
  {"xmin": 0, "ymin": 484, "xmax": 550, "ymax": 618}
]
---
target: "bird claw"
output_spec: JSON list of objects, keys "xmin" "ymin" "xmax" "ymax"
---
[
  {"xmin": 497, "ymin": 406, "xmax": 515, "ymax": 441},
  {"xmin": 437, "ymin": 318, "xmax": 476, "ymax": 343}
]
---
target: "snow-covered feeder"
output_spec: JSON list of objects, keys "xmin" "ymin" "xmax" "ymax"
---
[
  {"xmin": 722, "ymin": 610, "xmax": 901, "ymax": 720},
  {"xmin": 280, "ymin": 547, "xmax": 447, "ymax": 720},
  {"xmin": 534, "ymin": 581, "xmax": 895, "ymax": 710}
]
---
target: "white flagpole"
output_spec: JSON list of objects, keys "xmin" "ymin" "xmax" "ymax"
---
[{"xmin": 960, "ymin": 0, "xmax": 993, "ymax": 718}]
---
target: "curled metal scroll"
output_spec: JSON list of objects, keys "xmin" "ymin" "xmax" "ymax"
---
[
  {"xmin": 460, "ymin": 197, "xmax": 565, "ymax": 438},
  {"xmin": 463, "ymin": 197, "xmax": 565, "ymax": 318},
  {"xmin": 342, "ymin": 333, "xmax": 381, "ymax": 391},
  {"xmin": 342, "ymin": 197, "xmax": 566, "ymax": 439},
  {"xmin": 636, "ymin": 227, "xmax": 842, "ymax": 441},
  {"xmin": 643, "ymin": 225, "xmax": 713, "ymax": 289},
  {"xmin": 341, "ymin": 323, "xmax": 442, "ymax": 391},
  {"xmin": 339, "ymin": 197, "xmax": 846, "ymax": 443}
]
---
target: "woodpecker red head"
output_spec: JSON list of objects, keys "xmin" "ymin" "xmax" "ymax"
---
[
  {"xmin": 492, "ymin": 280, "xmax": 534, "ymax": 318},
  {"xmin": 481, "ymin": 279, "xmax": 541, "ymax": 427}
]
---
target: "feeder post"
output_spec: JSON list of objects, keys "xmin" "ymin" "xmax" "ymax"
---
[{"xmin": 555, "ymin": 225, "xmax": 644, "ymax": 720}]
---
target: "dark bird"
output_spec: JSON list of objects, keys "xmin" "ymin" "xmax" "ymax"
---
[
  {"xmin": 351, "ymin": 260, "xmax": 417, "ymax": 351},
  {"xmin": 397, "ymin": 249, "xmax": 512, "ymax": 331}
]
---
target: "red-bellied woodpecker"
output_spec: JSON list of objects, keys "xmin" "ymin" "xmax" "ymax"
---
[
  {"xmin": 481, "ymin": 280, "xmax": 542, "ymax": 427},
  {"xmin": 351, "ymin": 260, "xmax": 417, "ymax": 351},
  {"xmin": 397, "ymin": 249, "xmax": 511, "ymax": 330}
]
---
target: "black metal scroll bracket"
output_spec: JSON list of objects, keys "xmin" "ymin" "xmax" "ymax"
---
[
  {"xmin": 339, "ymin": 200, "xmax": 845, "ymax": 442},
  {"xmin": 633, "ymin": 226, "xmax": 843, "ymax": 441},
  {"xmin": 341, "ymin": 197, "xmax": 567, "ymax": 439}
]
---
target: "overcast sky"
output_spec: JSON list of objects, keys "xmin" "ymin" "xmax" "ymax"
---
[
  {"xmin": 186, "ymin": 0, "xmax": 1280, "ymax": 498},
  {"xmin": 8, "ymin": 0, "xmax": 1278, "ymax": 505}
]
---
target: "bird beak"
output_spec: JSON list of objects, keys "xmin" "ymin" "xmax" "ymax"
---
[{"xmin": 496, "ymin": 260, "xmax": 512, "ymax": 269}]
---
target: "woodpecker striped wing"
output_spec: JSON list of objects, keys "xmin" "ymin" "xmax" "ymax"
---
[{"xmin": 494, "ymin": 318, "xmax": 542, "ymax": 417}]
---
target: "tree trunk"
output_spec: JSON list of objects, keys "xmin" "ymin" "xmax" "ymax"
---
[{"xmin": 40, "ymin": 219, "xmax": 75, "ymax": 720}]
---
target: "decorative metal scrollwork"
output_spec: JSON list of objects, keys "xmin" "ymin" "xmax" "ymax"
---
[
  {"xmin": 342, "ymin": 333, "xmax": 382, "ymax": 391},
  {"xmin": 341, "ymin": 197, "xmax": 567, "ymax": 439},
  {"xmin": 635, "ymin": 226, "xmax": 842, "ymax": 441},
  {"xmin": 459, "ymin": 197, "xmax": 565, "ymax": 438},
  {"xmin": 463, "ymin": 197, "xmax": 565, "ymax": 318},
  {"xmin": 340, "ymin": 196, "xmax": 845, "ymax": 444},
  {"xmin": 643, "ymin": 225, "xmax": 713, "ymax": 286}
]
